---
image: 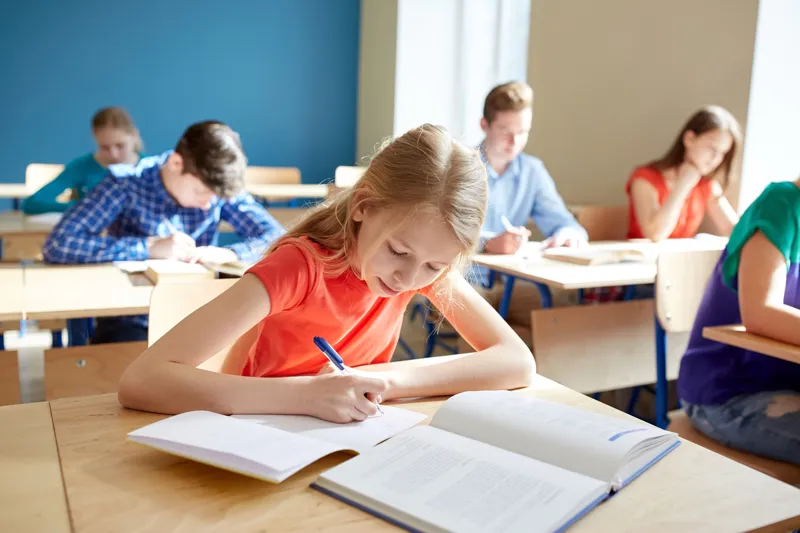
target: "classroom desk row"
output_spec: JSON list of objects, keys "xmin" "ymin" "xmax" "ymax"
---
[
  {"xmin": 1, "ymin": 354, "xmax": 799, "ymax": 533},
  {"xmin": 473, "ymin": 238, "xmax": 727, "ymax": 428},
  {"xmin": 0, "ymin": 182, "xmax": 329, "ymax": 203},
  {"xmin": 0, "ymin": 264, "xmax": 152, "ymax": 345}
]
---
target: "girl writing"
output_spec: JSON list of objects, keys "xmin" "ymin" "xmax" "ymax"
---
[
  {"xmin": 24, "ymin": 106, "xmax": 143, "ymax": 214},
  {"xmin": 118, "ymin": 124, "xmax": 535, "ymax": 422}
]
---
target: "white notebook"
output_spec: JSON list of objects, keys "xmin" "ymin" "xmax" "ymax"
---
[
  {"xmin": 127, "ymin": 406, "xmax": 427, "ymax": 483},
  {"xmin": 312, "ymin": 391, "xmax": 679, "ymax": 533}
]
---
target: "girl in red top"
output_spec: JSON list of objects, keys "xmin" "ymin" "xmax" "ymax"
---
[
  {"xmin": 627, "ymin": 106, "xmax": 741, "ymax": 241},
  {"xmin": 119, "ymin": 125, "xmax": 534, "ymax": 422}
]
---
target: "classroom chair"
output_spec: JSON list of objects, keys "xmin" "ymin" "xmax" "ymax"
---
[
  {"xmin": 653, "ymin": 248, "xmax": 722, "ymax": 428},
  {"xmin": 25, "ymin": 163, "xmax": 65, "ymax": 195},
  {"xmin": 245, "ymin": 166, "xmax": 303, "ymax": 207},
  {"xmin": 245, "ymin": 166, "xmax": 301, "ymax": 186},
  {"xmin": 148, "ymin": 279, "xmax": 237, "ymax": 344},
  {"xmin": 0, "ymin": 350, "xmax": 19, "ymax": 405},
  {"xmin": 148, "ymin": 278, "xmax": 420, "ymax": 365},
  {"xmin": 334, "ymin": 166, "xmax": 366, "ymax": 188},
  {"xmin": 44, "ymin": 342, "xmax": 145, "ymax": 400},
  {"xmin": 575, "ymin": 204, "xmax": 629, "ymax": 242},
  {"xmin": 668, "ymin": 411, "xmax": 800, "ymax": 486}
]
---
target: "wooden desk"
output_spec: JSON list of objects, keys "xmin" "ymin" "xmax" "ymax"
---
[
  {"xmin": 0, "ymin": 402, "xmax": 71, "ymax": 533},
  {"xmin": 24, "ymin": 264, "xmax": 152, "ymax": 321},
  {"xmin": 473, "ymin": 239, "xmax": 726, "ymax": 293},
  {"xmin": 0, "ymin": 183, "xmax": 30, "ymax": 200},
  {"xmin": 0, "ymin": 211, "xmax": 60, "ymax": 237},
  {"xmin": 0, "ymin": 211, "xmax": 60, "ymax": 261},
  {"xmin": 245, "ymin": 183, "xmax": 329, "ymax": 199},
  {"xmin": 42, "ymin": 357, "xmax": 800, "ymax": 533},
  {"xmin": 0, "ymin": 266, "xmax": 25, "ymax": 321},
  {"xmin": 704, "ymin": 324, "xmax": 800, "ymax": 364}
]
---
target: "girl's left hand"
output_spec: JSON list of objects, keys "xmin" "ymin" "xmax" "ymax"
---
[{"xmin": 317, "ymin": 362, "xmax": 387, "ymax": 404}]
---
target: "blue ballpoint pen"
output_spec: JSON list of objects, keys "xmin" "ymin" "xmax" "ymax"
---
[{"xmin": 313, "ymin": 336, "xmax": 384, "ymax": 414}]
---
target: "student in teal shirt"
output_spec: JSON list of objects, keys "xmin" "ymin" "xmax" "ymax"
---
[
  {"xmin": 23, "ymin": 107, "xmax": 143, "ymax": 214},
  {"xmin": 678, "ymin": 179, "xmax": 800, "ymax": 464}
]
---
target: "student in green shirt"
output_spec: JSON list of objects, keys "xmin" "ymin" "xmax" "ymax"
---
[{"xmin": 23, "ymin": 107, "xmax": 143, "ymax": 215}]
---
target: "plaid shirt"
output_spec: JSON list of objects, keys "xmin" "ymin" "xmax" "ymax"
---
[{"xmin": 42, "ymin": 151, "xmax": 285, "ymax": 328}]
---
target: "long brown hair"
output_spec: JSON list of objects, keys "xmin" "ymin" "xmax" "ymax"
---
[
  {"xmin": 650, "ymin": 105, "xmax": 742, "ymax": 189},
  {"xmin": 271, "ymin": 124, "xmax": 488, "ymax": 299},
  {"xmin": 91, "ymin": 106, "xmax": 143, "ymax": 153}
]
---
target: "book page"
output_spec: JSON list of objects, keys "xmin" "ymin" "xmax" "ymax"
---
[
  {"xmin": 233, "ymin": 405, "xmax": 427, "ymax": 453},
  {"xmin": 316, "ymin": 425, "xmax": 608, "ymax": 533},
  {"xmin": 430, "ymin": 391, "xmax": 673, "ymax": 484},
  {"xmin": 145, "ymin": 260, "xmax": 210, "ymax": 274},
  {"xmin": 114, "ymin": 261, "xmax": 149, "ymax": 273},
  {"xmin": 128, "ymin": 411, "xmax": 345, "ymax": 480}
]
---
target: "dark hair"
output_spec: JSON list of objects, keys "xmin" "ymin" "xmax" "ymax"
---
[
  {"xmin": 174, "ymin": 121, "xmax": 247, "ymax": 198},
  {"xmin": 92, "ymin": 106, "xmax": 143, "ymax": 152},
  {"xmin": 650, "ymin": 105, "xmax": 742, "ymax": 189},
  {"xmin": 483, "ymin": 81, "xmax": 534, "ymax": 123}
]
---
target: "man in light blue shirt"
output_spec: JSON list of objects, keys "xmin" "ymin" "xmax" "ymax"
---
[
  {"xmin": 471, "ymin": 82, "xmax": 586, "ymax": 340},
  {"xmin": 480, "ymin": 81, "xmax": 587, "ymax": 254}
]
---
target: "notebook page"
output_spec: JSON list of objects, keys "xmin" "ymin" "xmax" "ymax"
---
[
  {"xmin": 234, "ymin": 405, "xmax": 427, "ymax": 453},
  {"xmin": 316, "ymin": 425, "xmax": 608, "ymax": 533},
  {"xmin": 430, "ymin": 391, "xmax": 672, "ymax": 484},
  {"xmin": 128, "ymin": 411, "xmax": 344, "ymax": 473}
]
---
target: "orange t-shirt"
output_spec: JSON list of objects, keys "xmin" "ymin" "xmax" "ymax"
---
[
  {"xmin": 626, "ymin": 166, "xmax": 714, "ymax": 239},
  {"xmin": 243, "ymin": 238, "xmax": 423, "ymax": 378}
]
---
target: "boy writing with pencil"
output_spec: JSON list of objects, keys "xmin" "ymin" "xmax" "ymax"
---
[
  {"xmin": 474, "ymin": 82, "xmax": 587, "ymax": 340},
  {"xmin": 43, "ymin": 121, "xmax": 285, "ymax": 344}
]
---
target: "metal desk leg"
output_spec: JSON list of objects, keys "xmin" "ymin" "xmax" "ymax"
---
[
  {"xmin": 67, "ymin": 318, "xmax": 91, "ymax": 347},
  {"xmin": 498, "ymin": 275, "xmax": 517, "ymax": 319},
  {"xmin": 623, "ymin": 285, "xmax": 636, "ymax": 301},
  {"xmin": 655, "ymin": 316, "xmax": 669, "ymax": 429},
  {"xmin": 533, "ymin": 282, "xmax": 553, "ymax": 309}
]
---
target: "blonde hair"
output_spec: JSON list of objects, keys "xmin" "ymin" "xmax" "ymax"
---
[
  {"xmin": 91, "ymin": 106, "xmax": 143, "ymax": 153},
  {"xmin": 483, "ymin": 81, "xmax": 534, "ymax": 123},
  {"xmin": 271, "ymin": 124, "xmax": 487, "ymax": 296}
]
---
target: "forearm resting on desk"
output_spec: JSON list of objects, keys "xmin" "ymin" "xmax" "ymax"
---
[
  {"xmin": 118, "ymin": 361, "xmax": 311, "ymax": 415},
  {"xmin": 362, "ymin": 347, "xmax": 535, "ymax": 401}
]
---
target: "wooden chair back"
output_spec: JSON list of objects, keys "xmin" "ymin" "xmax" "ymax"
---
[
  {"xmin": 655, "ymin": 249, "xmax": 722, "ymax": 333},
  {"xmin": 0, "ymin": 351, "xmax": 19, "ymax": 405},
  {"xmin": 334, "ymin": 166, "xmax": 366, "ymax": 188},
  {"xmin": 44, "ymin": 343, "xmax": 144, "ymax": 400},
  {"xmin": 576, "ymin": 205, "xmax": 629, "ymax": 241},
  {"xmin": 25, "ymin": 163, "xmax": 65, "ymax": 192},
  {"xmin": 245, "ymin": 166, "xmax": 301, "ymax": 186},
  {"xmin": 148, "ymin": 279, "xmax": 239, "ymax": 372}
]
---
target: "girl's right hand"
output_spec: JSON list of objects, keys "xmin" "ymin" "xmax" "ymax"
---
[{"xmin": 307, "ymin": 372, "xmax": 389, "ymax": 423}]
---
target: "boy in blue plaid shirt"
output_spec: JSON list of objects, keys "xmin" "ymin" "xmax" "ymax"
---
[{"xmin": 43, "ymin": 120, "xmax": 285, "ymax": 344}]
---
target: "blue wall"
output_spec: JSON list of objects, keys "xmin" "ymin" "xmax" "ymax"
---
[{"xmin": 0, "ymin": 0, "xmax": 360, "ymax": 208}]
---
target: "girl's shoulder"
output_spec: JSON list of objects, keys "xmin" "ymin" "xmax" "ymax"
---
[
  {"xmin": 626, "ymin": 165, "xmax": 666, "ymax": 194},
  {"xmin": 64, "ymin": 153, "xmax": 99, "ymax": 171}
]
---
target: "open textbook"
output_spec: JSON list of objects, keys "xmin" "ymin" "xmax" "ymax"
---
[
  {"xmin": 313, "ymin": 391, "xmax": 679, "ymax": 533},
  {"xmin": 127, "ymin": 406, "xmax": 427, "ymax": 483},
  {"xmin": 543, "ymin": 247, "xmax": 648, "ymax": 266}
]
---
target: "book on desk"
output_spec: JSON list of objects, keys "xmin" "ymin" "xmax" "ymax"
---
[
  {"xmin": 312, "ymin": 391, "xmax": 679, "ymax": 533},
  {"xmin": 543, "ymin": 248, "xmax": 648, "ymax": 266},
  {"xmin": 127, "ymin": 406, "xmax": 427, "ymax": 483}
]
